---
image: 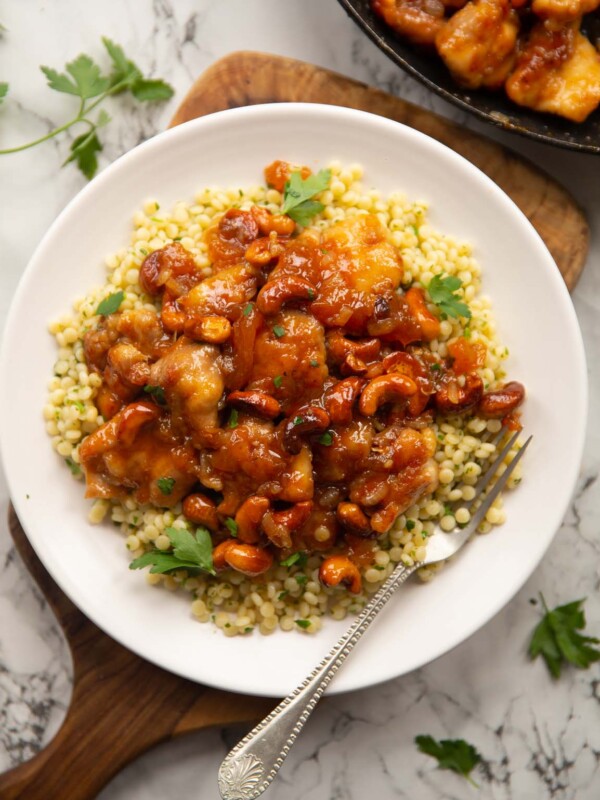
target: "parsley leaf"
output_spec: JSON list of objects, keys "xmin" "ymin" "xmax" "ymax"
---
[
  {"xmin": 225, "ymin": 517, "xmax": 238, "ymax": 537},
  {"xmin": 273, "ymin": 325, "xmax": 286, "ymax": 338},
  {"xmin": 227, "ymin": 408, "xmax": 239, "ymax": 429},
  {"xmin": 102, "ymin": 37, "xmax": 174, "ymax": 101},
  {"xmin": 427, "ymin": 274, "xmax": 471, "ymax": 320},
  {"xmin": 64, "ymin": 129, "xmax": 102, "ymax": 180},
  {"xmin": 157, "ymin": 477, "xmax": 175, "ymax": 495},
  {"xmin": 415, "ymin": 735, "xmax": 481, "ymax": 786},
  {"xmin": 406, "ymin": 519, "xmax": 416, "ymax": 531},
  {"xmin": 42, "ymin": 54, "xmax": 110, "ymax": 98},
  {"xmin": 309, "ymin": 359, "xmax": 319, "ymax": 367},
  {"xmin": 282, "ymin": 169, "xmax": 331, "ymax": 226},
  {"xmin": 129, "ymin": 526, "xmax": 215, "ymax": 575},
  {"xmin": 243, "ymin": 303, "xmax": 253, "ymax": 317},
  {"xmin": 273, "ymin": 375, "xmax": 283, "ymax": 388},
  {"xmin": 96, "ymin": 290, "xmax": 124, "ymax": 316},
  {"xmin": 144, "ymin": 384, "xmax": 166, "ymax": 405},
  {"xmin": 0, "ymin": 83, "xmax": 8, "ymax": 104},
  {"xmin": 295, "ymin": 619, "xmax": 311, "ymax": 629},
  {"xmin": 65, "ymin": 457, "xmax": 82, "ymax": 476},
  {"xmin": 318, "ymin": 431, "xmax": 333, "ymax": 446},
  {"xmin": 280, "ymin": 551, "xmax": 308, "ymax": 568},
  {"xmin": 529, "ymin": 595, "xmax": 600, "ymax": 678}
]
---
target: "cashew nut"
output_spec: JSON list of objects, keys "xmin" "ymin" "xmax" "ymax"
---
[
  {"xmin": 326, "ymin": 330, "xmax": 381, "ymax": 365},
  {"xmin": 183, "ymin": 314, "xmax": 232, "ymax": 343},
  {"xmin": 244, "ymin": 233, "xmax": 287, "ymax": 267},
  {"xmin": 261, "ymin": 501, "xmax": 314, "ymax": 549},
  {"xmin": 336, "ymin": 502, "xmax": 372, "ymax": 536},
  {"xmin": 478, "ymin": 381, "xmax": 525, "ymax": 418},
  {"xmin": 213, "ymin": 539, "xmax": 273, "ymax": 577},
  {"xmin": 256, "ymin": 275, "xmax": 317, "ymax": 316},
  {"xmin": 250, "ymin": 205, "xmax": 296, "ymax": 236},
  {"xmin": 319, "ymin": 556, "xmax": 362, "ymax": 594},
  {"xmin": 403, "ymin": 286, "xmax": 441, "ymax": 342},
  {"xmin": 435, "ymin": 374, "xmax": 483, "ymax": 415},
  {"xmin": 226, "ymin": 390, "xmax": 282, "ymax": 420},
  {"xmin": 283, "ymin": 406, "xmax": 330, "ymax": 454},
  {"xmin": 359, "ymin": 374, "xmax": 418, "ymax": 416},
  {"xmin": 182, "ymin": 493, "xmax": 219, "ymax": 531},
  {"xmin": 234, "ymin": 496, "xmax": 270, "ymax": 544},
  {"xmin": 324, "ymin": 377, "xmax": 365, "ymax": 424}
]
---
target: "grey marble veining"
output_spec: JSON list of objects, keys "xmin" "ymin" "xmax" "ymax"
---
[{"xmin": 1, "ymin": 1, "xmax": 599, "ymax": 798}]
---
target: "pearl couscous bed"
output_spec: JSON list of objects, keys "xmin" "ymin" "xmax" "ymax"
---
[{"xmin": 45, "ymin": 162, "xmax": 523, "ymax": 637}]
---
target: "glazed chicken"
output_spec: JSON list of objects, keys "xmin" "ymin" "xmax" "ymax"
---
[
  {"xmin": 79, "ymin": 161, "xmax": 525, "ymax": 590},
  {"xmin": 506, "ymin": 22, "xmax": 600, "ymax": 122},
  {"xmin": 372, "ymin": 0, "xmax": 600, "ymax": 122}
]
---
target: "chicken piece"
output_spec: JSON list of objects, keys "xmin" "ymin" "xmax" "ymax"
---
[
  {"xmin": 84, "ymin": 308, "xmax": 172, "ymax": 375},
  {"xmin": 79, "ymin": 401, "xmax": 199, "ymax": 507},
  {"xmin": 139, "ymin": 242, "xmax": 202, "ymax": 298},
  {"xmin": 313, "ymin": 420, "xmax": 375, "ymax": 484},
  {"xmin": 372, "ymin": 0, "xmax": 446, "ymax": 47},
  {"xmin": 205, "ymin": 209, "xmax": 261, "ymax": 270},
  {"xmin": 435, "ymin": 0, "xmax": 520, "ymax": 89},
  {"xmin": 149, "ymin": 340, "xmax": 224, "ymax": 447},
  {"xmin": 531, "ymin": 0, "xmax": 600, "ymax": 21},
  {"xmin": 181, "ymin": 264, "xmax": 258, "ymax": 322},
  {"xmin": 248, "ymin": 309, "xmax": 328, "ymax": 410},
  {"xmin": 199, "ymin": 421, "xmax": 313, "ymax": 514},
  {"xmin": 310, "ymin": 215, "xmax": 403, "ymax": 335},
  {"xmin": 505, "ymin": 22, "xmax": 600, "ymax": 122}
]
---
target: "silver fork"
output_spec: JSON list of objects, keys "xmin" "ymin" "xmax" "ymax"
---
[{"xmin": 217, "ymin": 430, "xmax": 532, "ymax": 800}]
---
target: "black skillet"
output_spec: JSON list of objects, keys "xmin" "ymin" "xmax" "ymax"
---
[{"xmin": 338, "ymin": 0, "xmax": 600, "ymax": 154}]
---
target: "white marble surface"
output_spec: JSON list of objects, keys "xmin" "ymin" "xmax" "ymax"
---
[{"xmin": 1, "ymin": 1, "xmax": 599, "ymax": 797}]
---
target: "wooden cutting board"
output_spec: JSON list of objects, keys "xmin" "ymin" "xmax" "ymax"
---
[{"xmin": 0, "ymin": 51, "xmax": 588, "ymax": 800}]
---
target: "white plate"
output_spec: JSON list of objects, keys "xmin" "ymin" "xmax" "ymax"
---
[{"xmin": 0, "ymin": 104, "xmax": 587, "ymax": 697}]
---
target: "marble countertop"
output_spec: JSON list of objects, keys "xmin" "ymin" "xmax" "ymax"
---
[{"xmin": 1, "ymin": 1, "xmax": 599, "ymax": 798}]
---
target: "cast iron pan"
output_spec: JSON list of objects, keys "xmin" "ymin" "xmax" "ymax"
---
[{"xmin": 338, "ymin": 0, "xmax": 600, "ymax": 154}]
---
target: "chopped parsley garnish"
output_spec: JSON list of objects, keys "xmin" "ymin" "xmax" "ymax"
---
[
  {"xmin": 67, "ymin": 399, "xmax": 86, "ymax": 413},
  {"xmin": 144, "ymin": 384, "xmax": 166, "ymax": 405},
  {"xmin": 411, "ymin": 225, "xmax": 419, "ymax": 237},
  {"xmin": 273, "ymin": 325, "xmax": 286, "ymax": 338},
  {"xmin": 293, "ymin": 416, "xmax": 304, "ymax": 426},
  {"xmin": 96, "ymin": 290, "xmax": 124, "ymax": 316},
  {"xmin": 307, "ymin": 289, "xmax": 316, "ymax": 300},
  {"xmin": 295, "ymin": 619, "xmax": 311, "ymax": 629},
  {"xmin": 309, "ymin": 359, "xmax": 319, "ymax": 367},
  {"xmin": 273, "ymin": 375, "xmax": 283, "ymax": 388},
  {"xmin": 415, "ymin": 735, "xmax": 481, "ymax": 786},
  {"xmin": 406, "ymin": 519, "xmax": 416, "ymax": 531},
  {"xmin": 529, "ymin": 594, "xmax": 600, "ymax": 678},
  {"xmin": 318, "ymin": 431, "xmax": 333, "ymax": 446},
  {"xmin": 224, "ymin": 517, "xmax": 238, "ymax": 537},
  {"xmin": 243, "ymin": 303, "xmax": 253, "ymax": 317},
  {"xmin": 244, "ymin": 626, "xmax": 254, "ymax": 633},
  {"xmin": 282, "ymin": 169, "xmax": 331, "ymax": 226},
  {"xmin": 278, "ymin": 590, "xmax": 289, "ymax": 600},
  {"xmin": 129, "ymin": 527, "xmax": 215, "ymax": 575},
  {"xmin": 295, "ymin": 574, "xmax": 308, "ymax": 586},
  {"xmin": 157, "ymin": 477, "xmax": 175, "ymax": 495},
  {"xmin": 65, "ymin": 457, "xmax": 82, "ymax": 476},
  {"xmin": 427, "ymin": 274, "xmax": 471, "ymax": 320},
  {"xmin": 430, "ymin": 363, "xmax": 441, "ymax": 372},
  {"xmin": 280, "ymin": 551, "xmax": 308, "ymax": 568},
  {"xmin": 463, "ymin": 326, "xmax": 471, "ymax": 339},
  {"xmin": 227, "ymin": 408, "xmax": 239, "ymax": 429}
]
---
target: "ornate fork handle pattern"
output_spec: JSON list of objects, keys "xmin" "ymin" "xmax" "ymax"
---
[{"xmin": 217, "ymin": 562, "xmax": 416, "ymax": 800}]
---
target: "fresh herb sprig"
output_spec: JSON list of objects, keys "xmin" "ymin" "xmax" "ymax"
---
[
  {"xmin": 415, "ymin": 735, "xmax": 481, "ymax": 786},
  {"xmin": 0, "ymin": 38, "xmax": 173, "ymax": 179},
  {"xmin": 529, "ymin": 594, "xmax": 600, "ymax": 678},
  {"xmin": 129, "ymin": 526, "xmax": 215, "ymax": 575},
  {"xmin": 282, "ymin": 169, "xmax": 331, "ymax": 226},
  {"xmin": 427, "ymin": 274, "xmax": 471, "ymax": 320}
]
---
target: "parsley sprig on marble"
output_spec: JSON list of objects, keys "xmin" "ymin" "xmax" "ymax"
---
[
  {"xmin": 529, "ymin": 594, "xmax": 600, "ymax": 678},
  {"xmin": 415, "ymin": 735, "xmax": 482, "ymax": 786},
  {"xmin": 282, "ymin": 169, "xmax": 331, "ymax": 226},
  {"xmin": 0, "ymin": 38, "xmax": 173, "ymax": 179},
  {"xmin": 129, "ymin": 527, "xmax": 215, "ymax": 575}
]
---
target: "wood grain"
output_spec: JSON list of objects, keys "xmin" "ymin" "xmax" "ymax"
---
[
  {"xmin": 0, "ymin": 509, "xmax": 273, "ymax": 800},
  {"xmin": 170, "ymin": 52, "xmax": 588, "ymax": 290},
  {"xmin": 0, "ymin": 51, "xmax": 588, "ymax": 800}
]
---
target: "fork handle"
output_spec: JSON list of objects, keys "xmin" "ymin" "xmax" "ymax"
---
[{"xmin": 217, "ymin": 563, "xmax": 416, "ymax": 799}]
